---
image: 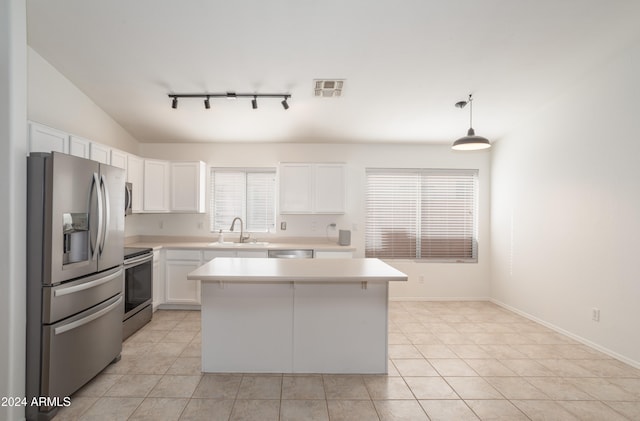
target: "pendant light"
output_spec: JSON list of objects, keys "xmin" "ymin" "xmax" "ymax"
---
[{"xmin": 452, "ymin": 94, "xmax": 491, "ymax": 150}]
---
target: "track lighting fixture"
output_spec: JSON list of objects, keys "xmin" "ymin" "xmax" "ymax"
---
[
  {"xmin": 451, "ymin": 94, "xmax": 491, "ymax": 151},
  {"xmin": 168, "ymin": 92, "xmax": 291, "ymax": 110}
]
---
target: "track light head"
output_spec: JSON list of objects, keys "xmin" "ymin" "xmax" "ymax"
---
[
  {"xmin": 171, "ymin": 97, "xmax": 178, "ymax": 109},
  {"xmin": 204, "ymin": 97, "xmax": 211, "ymax": 109},
  {"xmin": 252, "ymin": 96, "xmax": 258, "ymax": 109},
  {"xmin": 281, "ymin": 96, "xmax": 289, "ymax": 110}
]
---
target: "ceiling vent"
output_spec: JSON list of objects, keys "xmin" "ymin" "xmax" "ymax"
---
[{"xmin": 313, "ymin": 79, "xmax": 344, "ymax": 97}]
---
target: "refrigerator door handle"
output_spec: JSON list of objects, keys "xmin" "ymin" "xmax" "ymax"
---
[
  {"xmin": 53, "ymin": 268, "xmax": 123, "ymax": 297},
  {"xmin": 90, "ymin": 172, "xmax": 104, "ymax": 261},
  {"xmin": 99, "ymin": 174, "xmax": 111, "ymax": 256},
  {"xmin": 53, "ymin": 296, "xmax": 122, "ymax": 335}
]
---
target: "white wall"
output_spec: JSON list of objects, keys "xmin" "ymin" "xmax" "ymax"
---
[
  {"xmin": 0, "ymin": 1, "xmax": 27, "ymax": 420},
  {"xmin": 137, "ymin": 142, "xmax": 492, "ymax": 300},
  {"xmin": 27, "ymin": 47, "xmax": 139, "ymax": 154},
  {"xmin": 491, "ymin": 38, "xmax": 640, "ymax": 366}
]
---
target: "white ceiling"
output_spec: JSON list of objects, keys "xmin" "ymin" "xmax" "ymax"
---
[{"xmin": 26, "ymin": 0, "xmax": 640, "ymax": 144}]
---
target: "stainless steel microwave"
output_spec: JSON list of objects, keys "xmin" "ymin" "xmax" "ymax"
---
[{"xmin": 124, "ymin": 182, "xmax": 132, "ymax": 216}]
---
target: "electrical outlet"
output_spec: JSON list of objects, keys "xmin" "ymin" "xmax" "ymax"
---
[
  {"xmin": 418, "ymin": 275, "xmax": 424, "ymax": 284},
  {"xmin": 197, "ymin": 222, "xmax": 204, "ymax": 229},
  {"xmin": 158, "ymin": 220, "xmax": 164, "ymax": 229},
  {"xmin": 592, "ymin": 308, "xmax": 600, "ymax": 322},
  {"xmin": 280, "ymin": 221, "xmax": 287, "ymax": 231}
]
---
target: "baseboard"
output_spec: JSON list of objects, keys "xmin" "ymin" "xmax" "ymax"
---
[
  {"xmin": 389, "ymin": 297, "xmax": 491, "ymax": 302},
  {"xmin": 490, "ymin": 298, "xmax": 640, "ymax": 370}
]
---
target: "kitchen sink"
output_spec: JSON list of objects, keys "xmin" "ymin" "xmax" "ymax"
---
[{"xmin": 207, "ymin": 241, "xmax": 270, "ymax": 247}]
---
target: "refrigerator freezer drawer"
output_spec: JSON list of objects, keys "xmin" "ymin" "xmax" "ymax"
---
[
  {"xmin": 43, "ymin": 266, "xmax": 123, "ymax": 324},
  {"xmin": 41, "ymin": 294, "xmax": 123, "ymax": 402}
]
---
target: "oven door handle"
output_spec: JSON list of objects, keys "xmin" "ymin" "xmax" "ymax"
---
[
  {"xmin": 54, "ymin": 296, "xmax": 122, "ymax": 335},
  {"xmin": 54, "ymin": 268, "xmax": 123, "ymax": 297},
  {"xmin": 124, "ymin": 253, "xmax": 153, "ymax": 268}
]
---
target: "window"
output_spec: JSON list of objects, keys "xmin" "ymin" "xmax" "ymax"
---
[
  {"xmin": 209, "ymin": 168, "xmax": 276, "ymax": 233},
  {"xmin": 366, "ymin": 169, "xmax": 478, "ymax": 261}
]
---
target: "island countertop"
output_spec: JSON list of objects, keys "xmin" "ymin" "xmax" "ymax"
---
[{"xmin": 187, "ymin": 257, "xmax": 408, "ymax": 283}]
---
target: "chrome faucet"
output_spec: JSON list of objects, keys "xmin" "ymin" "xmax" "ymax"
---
[{"xmin": 229, "ymin": 217, "xmax": 250, "ymax": 243}]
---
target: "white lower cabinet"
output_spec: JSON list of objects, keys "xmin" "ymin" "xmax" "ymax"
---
[
  {"xmin": 162, "ymin": 248, "xmax": 269, "ymax": 308},
  {"xmin": 314, "ymin": 251, "xmax": 353, "ymax": 259},
  {"xmin": 164, "ymin": 250, "xmax": 202, "ymax": 306},
  {"xmin": 152, "ymin": 250, "xmax": 163, "ymax": 310}
]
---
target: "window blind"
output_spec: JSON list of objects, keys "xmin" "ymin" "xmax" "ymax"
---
[
  {"xmin": 366, "ymin": 169, "xmax": 478, "ymax": 261},
  {"xmin": 210, "ymin": 169, "xmax": 276, "ymax": 233}
]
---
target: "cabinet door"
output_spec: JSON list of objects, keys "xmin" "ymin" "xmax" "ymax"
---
[
  {"xmin": 314, "ymin": 164, "xmax": 345, "ymax": 213},
  {"xmin": 170, "ymin": 161, "xmax": 205, "ymax": 212},
  {"xmin": 69, "ymin": 135, "xmax": 90, "ymax": 158},
  {"xmin": 110, "ymin": 149, "xmax": 128, "ymax": 170},
  {"xmin": 143, "ymin": 159, "xmax": 170, "ymax": 212},
  {"xmin": 90, "ymin": 142, "xmax": 111, "ymax": 164},
  {"xmin": 165, "ymin": 260, "xmax": 202, "ymax": 305},
  {"xmin": 28, "ymin": 122, "xmax": 68, "ymax": 154},
  {"xmin": 152, "ymin": 250, "xmax": 164, "ymax": 309},
  {"xmin": 279, "ymin": 164, "xmax": 313, "ymax": 213},
  {"xmin": 127, "ymin": 155, "xmax": 144, "ymax": 213}
]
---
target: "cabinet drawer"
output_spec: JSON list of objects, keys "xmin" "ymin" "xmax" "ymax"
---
[{"xmin": 165, "ymin": 249, "xmax": 202, "ymax": 261}]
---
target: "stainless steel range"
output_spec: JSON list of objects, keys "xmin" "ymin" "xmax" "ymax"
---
[{"xmin": 123, "ymin": 247, "xmax": 153, "ymax": 339}]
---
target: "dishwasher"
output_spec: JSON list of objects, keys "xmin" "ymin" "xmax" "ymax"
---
[{"xmin": 268, "ymin": 249, "xmax": 314, "ymax": 259}]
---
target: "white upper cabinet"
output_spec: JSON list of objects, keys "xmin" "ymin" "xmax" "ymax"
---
[
  {"xmin": 143, "ymin": 159, "xmax": 170, "ymax": 212},
  {"xmin": 28, "ymin": 122, "xmax": 68, "ymax": 154},
  {"xmin": 127, "ymin": 155, "xmax": 144, "ymax": 213},
  {"xmin": 314, "ymin": 164, "xmax": 346, "ymax": 213},
  {"xmin": 89, "ymin": 142, "xmax": 111, "ymax": 164},
  {"xmin": 279, "ymin": 163, "xmax": 345, "ymax": 214},
  {"xmin": 170, "ymin": 161, "xmax": 206, "ymax": 213},
  {"xmin": 110, "ymin": 149, "xmax": 127, "ymax": 170},
  {"xmin": 69, "ymin": 135, "xmax": 90, "ymax": 158},
  {"xmin": 279, "ymin": 164, "xmax": 313, "ymax": 213}
]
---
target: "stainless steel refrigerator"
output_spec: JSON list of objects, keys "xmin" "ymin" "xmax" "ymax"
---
[{"xmin": 26, "ymin": 152, "xmax": 125, "ymax": 421}]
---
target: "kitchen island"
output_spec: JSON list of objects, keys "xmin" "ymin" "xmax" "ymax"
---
[{"xmin": 188, "ymin": 258, "xmax": 407, "ymax": 374}]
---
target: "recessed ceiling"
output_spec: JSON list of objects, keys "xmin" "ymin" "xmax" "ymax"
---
[{"xmin": 26, "ymin": 0, "xmax": 640, "ymax": 144}]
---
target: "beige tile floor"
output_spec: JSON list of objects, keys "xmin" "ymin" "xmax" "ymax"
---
[{"xmin": 56, "ymin": 301, "xmax": 640, "ymax": 420}]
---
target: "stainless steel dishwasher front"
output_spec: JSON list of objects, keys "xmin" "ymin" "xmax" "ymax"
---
[{"xmin": 267, "ymin": 249, "xmax": 314, "ymax": 259}]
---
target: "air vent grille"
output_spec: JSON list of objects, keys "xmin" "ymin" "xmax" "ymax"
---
[{"xmin": 313, "ymin": 79, "xmax": 345, "ymax": 97}]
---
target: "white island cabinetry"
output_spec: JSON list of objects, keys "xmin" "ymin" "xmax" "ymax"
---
[{"xmin": 189, "ymin": 258, "xmax": 407, "ymax": 374}]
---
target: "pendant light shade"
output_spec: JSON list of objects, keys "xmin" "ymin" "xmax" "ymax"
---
[{"xmin": 452, "ymin": 94, "xmax": 491, "ymax": 150}]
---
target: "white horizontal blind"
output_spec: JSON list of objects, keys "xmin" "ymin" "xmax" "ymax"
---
[
  {"xmin": 366, "ymin": 169, "xmax": 478, "ymax": 261},
  {"xmin": 210, "ymin": 169, "xmax": 276, "ymax": 233},
  {"xmin": 246, "ymin": 172, "xmax": 276, "ymax": 232},
  {"xmin": 420, "ymin": 170, "xmax": 477, "ymax": 259},
  {"xmin": 366, "ymin": 171, "xmax": 419, "ymax": 259}
]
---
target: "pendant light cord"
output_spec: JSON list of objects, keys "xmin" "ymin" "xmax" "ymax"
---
[{"xmin": 468, "ymin": 94, "xmax": 473, "ymax": 129}]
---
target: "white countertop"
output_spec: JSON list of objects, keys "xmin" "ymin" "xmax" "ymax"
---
[
  {"xmin": 126, "ymin": 236, "xmax": 355, "ymax": 252},
  {"xmin": 188, "ymin": 258, "xmax": 408, "ymax": 283}
]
